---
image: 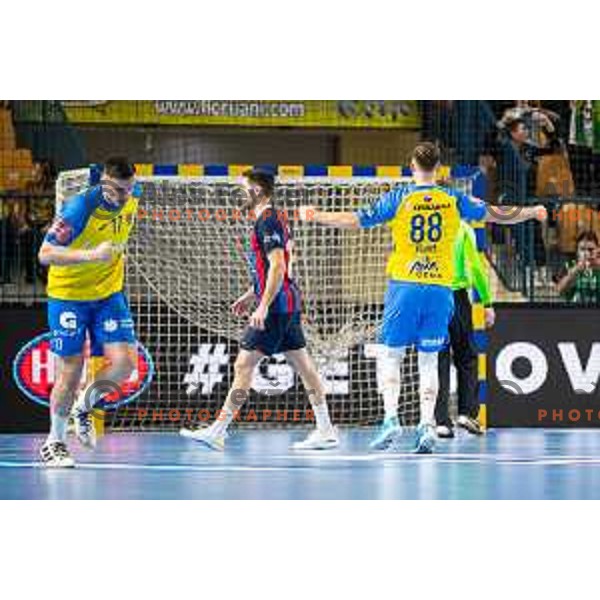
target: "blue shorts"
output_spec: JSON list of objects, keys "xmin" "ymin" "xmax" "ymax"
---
[
  {"xmin": 240, "ymin": 311, "xmax": 306, "ymax": 356},
  {"xmin": 380, "ymin": 281, "xmax": 454, "ymax": 352},
  {"xmin": 47, "ymin": 291, "xmax": 136, "ymax": 357}
]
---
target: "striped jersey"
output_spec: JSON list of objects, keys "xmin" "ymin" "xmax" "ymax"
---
[{"xmin": 246, "ymin": 207, "xmax": 301, "ymax": 314}]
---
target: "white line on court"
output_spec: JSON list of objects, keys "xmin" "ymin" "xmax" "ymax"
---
[
  {"xmin": 0, "ymin": 461, "xmax": 291, "ymax": 472},
  {"xmin": 279, "ymin": 452, "xmax": 600, "ymax": 467},
  {"xmin": 2, "ymin": 454, "xmax": 600, "ymax": 471}
]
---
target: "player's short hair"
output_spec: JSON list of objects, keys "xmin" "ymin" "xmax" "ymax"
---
[
  {"xmin": 507, "ymin": 118, "xmax": 526, "ymax": 133},
  {"xmin": 243, "ymin": 168, "xmax": 275, "ymax": 198},
  {"xmin": 411, "ymin": 142, "xmax": 440, "ymax": 172},
  {"xmin": 104, "ymin": 156, "xmax": 136, "ymax": 180},
  {"xmin": 576, "ymin": 230, "xmax": 599, "ymax": 246}
]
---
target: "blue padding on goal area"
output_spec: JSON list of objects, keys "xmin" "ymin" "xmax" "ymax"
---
[
  {"xmin": 353, "ymin": 165, "xmax": 377, "ymax": 177},
  {"xmin": 152, "ymin": 164, "xmax": 178, "ymax": 176},
  {"xmin": 477, "ymin": 381, "xmax": 487, "ymax": 403},
  {"xmin": 473, "ymin": 331, "xmax": 489, "ymax": 352},
  {"xmin": 304, "ymin": 165, "xmax": 328, "ymax": 176},
  {"xmin": 204, "ymin": 165, "xmax": 229, "ymax": 176},
  {"xmin": 253, "ymin": 164, "xmax": 277, "ymax": 175}
]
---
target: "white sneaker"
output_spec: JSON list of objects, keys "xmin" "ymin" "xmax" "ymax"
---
[
  {"xmin": 436, "ymin": 425, "xmax": 455, "ymax": 439},
  {"xmin": 457, "ymin": 415, "xmax": 484, "ymax": 435},
  {"xmin": 179, "ymin": 427, "xmax": 225, "ymax": 451},
  {"xmin": 40, "ymin": 441, "xmax": 75, "ymax": 468},
  {"xmin": 292, "ymin": 427, "xmax": 339, "ymax": 450},
  {"xmin": 72, "ymin": 404, "xmax": 96, "ymax": 449}
]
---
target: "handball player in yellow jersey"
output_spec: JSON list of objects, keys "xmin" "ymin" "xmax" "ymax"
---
[
  {"xmin": 300, "ymin": 143, "xmax": 546, "ymax": 453},
  {"xmin": 37, "ymin": 157, "xmax": 139, "ymax": 467}
]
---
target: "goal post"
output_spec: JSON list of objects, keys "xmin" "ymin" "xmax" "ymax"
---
[{"xmin": 55, "ymin": 163, "xmax": 487, "ymax": 431}]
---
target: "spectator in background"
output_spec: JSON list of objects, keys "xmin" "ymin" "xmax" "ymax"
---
[
  {"xmin": 496, "ymin": 118, "xmax": 554, "ymax": 274},
  {"xmin": 0, "ymin": 198, "xmax": 17, "ymax": 283},
  {"xmin": 568, "ymin": 101, "xmax": 594, "ymax": 196},
  {"xmin": 554, "ymin": 231, "xmax": 600, "ymax": 304},
  {"xmin": 499, "ymin": 101, "xmax": 559, "ymax": 150},
  {"xmin": 18, "ymin": 160, "xmax": 56, "ymax": 283}
]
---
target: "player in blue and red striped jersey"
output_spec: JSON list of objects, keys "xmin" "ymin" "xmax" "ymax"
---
[{"xmin": 181, "ymin": 168, "xmax": 338, "ymax": 451}]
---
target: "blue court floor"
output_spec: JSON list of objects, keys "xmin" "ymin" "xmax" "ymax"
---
[{"xmin": 2, "ymin": 428, "xmax": 600, "ymax": 499}]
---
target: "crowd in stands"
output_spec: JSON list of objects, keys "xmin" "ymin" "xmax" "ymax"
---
[
  {"xmin": 422, "ymin": 100, "xmax": 600, "ymax": 304},
  {"xmin": 0, "ymin": 104, "xmax": 56, "ymax": 287},
  {"xmin": 2, "ymin": 100, "xmax": 599, "ymax": 304}
]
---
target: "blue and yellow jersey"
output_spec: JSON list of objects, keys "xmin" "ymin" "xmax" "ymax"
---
[
  {"xmin": 44, "ymin": 185, "xmax": 139, "ymax": 301},
  {"xmin": 355, "ymin": 183, "xmax": 486, "ymax": 286}
]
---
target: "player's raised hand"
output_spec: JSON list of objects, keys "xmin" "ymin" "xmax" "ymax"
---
[
  {"xmin": 88, "ymin": 241, "xmax": 114, "ymax": 263},
  {"xmin": 298, "ymin": 205, "xmax": 316, "ymax": 222}
]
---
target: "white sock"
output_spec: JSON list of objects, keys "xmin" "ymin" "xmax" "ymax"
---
[
  {"xmin": 210, "ymin": 406, "xmax": 235, "ymax": 437},
  {"xmin": 48, "ymin": 413, "xmax": 68, "ymax": 443},
  {"xmin": 418, "ymin": 351, "xmax": 439, "ymax": 427},
  {"xmin": 379, "ymin": 346, "xmax": 405, "ymax": 421},
  {"xmin": 313, "ymin": 402, "xmax": 333, "ymax": 432}
]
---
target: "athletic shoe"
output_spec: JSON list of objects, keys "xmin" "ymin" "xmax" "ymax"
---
[
  {"xmin": 436, "ymin": 424, "xmax": 455, "ymax": 439},
  {"xmin": 40, "ymin": 441, "xmax": 75, "ymax": 468},
  {"xmin": 414, "ymin": 423, "xmax": 436, "ymax": 454},
  {"xmin": 72, "ymin": 404, "xmax": 96, "ymax": 449},
  {"xmin": 457, "ymin": 415, "xmax": 484, "ymax": 435},
  {"xmin": 179, "ymin": 427, "xmax": 225, "ymax": 451},
  {"xmin": 369, "ymin": 416, "xmax": 403, "ymax": 450},
  {"xmin": 292, "ymin": 427, "xmax": 339, "ymax": 450}
]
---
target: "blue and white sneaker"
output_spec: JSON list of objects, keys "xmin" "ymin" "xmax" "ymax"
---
[
  {"xmin": 414, "ymin": 423, "xmax": 436, "ymax": 454},
  {"xmin": 369, "ymin": 416, "xmax": 403, "ymax": 450}
]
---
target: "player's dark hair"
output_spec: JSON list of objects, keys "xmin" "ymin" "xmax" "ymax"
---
[
  {"xmin": 576, "ymin": 230, "xmax": 599, "ymax": 246},
  {"xmin": 104, "ymin": 156, "xmax": 136, "ymax": 179},
  {"xmin": 243, "ymin": 168, "xmax": 275, "ymax": 198},
  {"xmin": 508, "ymin": 118, "xmax": 526, "ymax": 133},
  {"xmin": 412, "ymin": 142, "xmax": 440, "ymax": 172}
]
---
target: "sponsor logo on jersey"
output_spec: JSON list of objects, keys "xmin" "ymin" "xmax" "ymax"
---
[
  {"xmin": 408, "ymin": 256, "xmax": 441, "ymax": 278},
  {"xmin": 59, "ymin": 311, "xmax": 78, "ymax": 330},
  {"xmin": 103, "ymin": 319, "xmax": 118, "ymax": 333}
]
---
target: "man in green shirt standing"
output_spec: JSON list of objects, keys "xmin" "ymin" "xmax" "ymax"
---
[{"xmin": 435, "ymin": 221, "xmax": 495, "ymax": 438}]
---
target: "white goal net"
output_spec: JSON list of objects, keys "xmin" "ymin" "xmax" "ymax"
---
[{"xmin": 56, "ymin": 167, "xmax": 476, "ymax": 430}]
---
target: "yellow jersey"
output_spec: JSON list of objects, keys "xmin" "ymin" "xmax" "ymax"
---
[
  {"xmin": 46, "ymin": 185, "xmax": 139, "ymax": 301},
  {"xmin": 355, "ymin": 184, "xmax": 486, "ymax": 286}
]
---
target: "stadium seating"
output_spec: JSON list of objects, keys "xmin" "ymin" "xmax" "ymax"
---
[{"xmin": 0, "ymin": 108, "xmax": 33, "ymax": 191}]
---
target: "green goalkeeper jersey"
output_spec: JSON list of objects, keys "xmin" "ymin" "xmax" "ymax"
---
[{"xmin": 452, "ymin": 221, "xmax": 493, "ymax": 306}]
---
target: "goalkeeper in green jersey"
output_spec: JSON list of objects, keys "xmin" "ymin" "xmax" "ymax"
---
[{"xmin": 435, "ymin": 221, "xmax": 495, "ymax": 438}]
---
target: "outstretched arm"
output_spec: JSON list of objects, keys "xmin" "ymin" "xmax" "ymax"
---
[
  {"xmin": 299, "ymin": 188, "xmax": 403, "ymax": 231},
  {"xmin": 298, "ymin": 206, "xmax": 360, "ymax": 229},
  {"xmin": 484, "ymin": 204, "xmax": 547, "ymax": 224},
  {"xmin": 38, "ymin": 240, "xmax": 113, "ymax": 266}
]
